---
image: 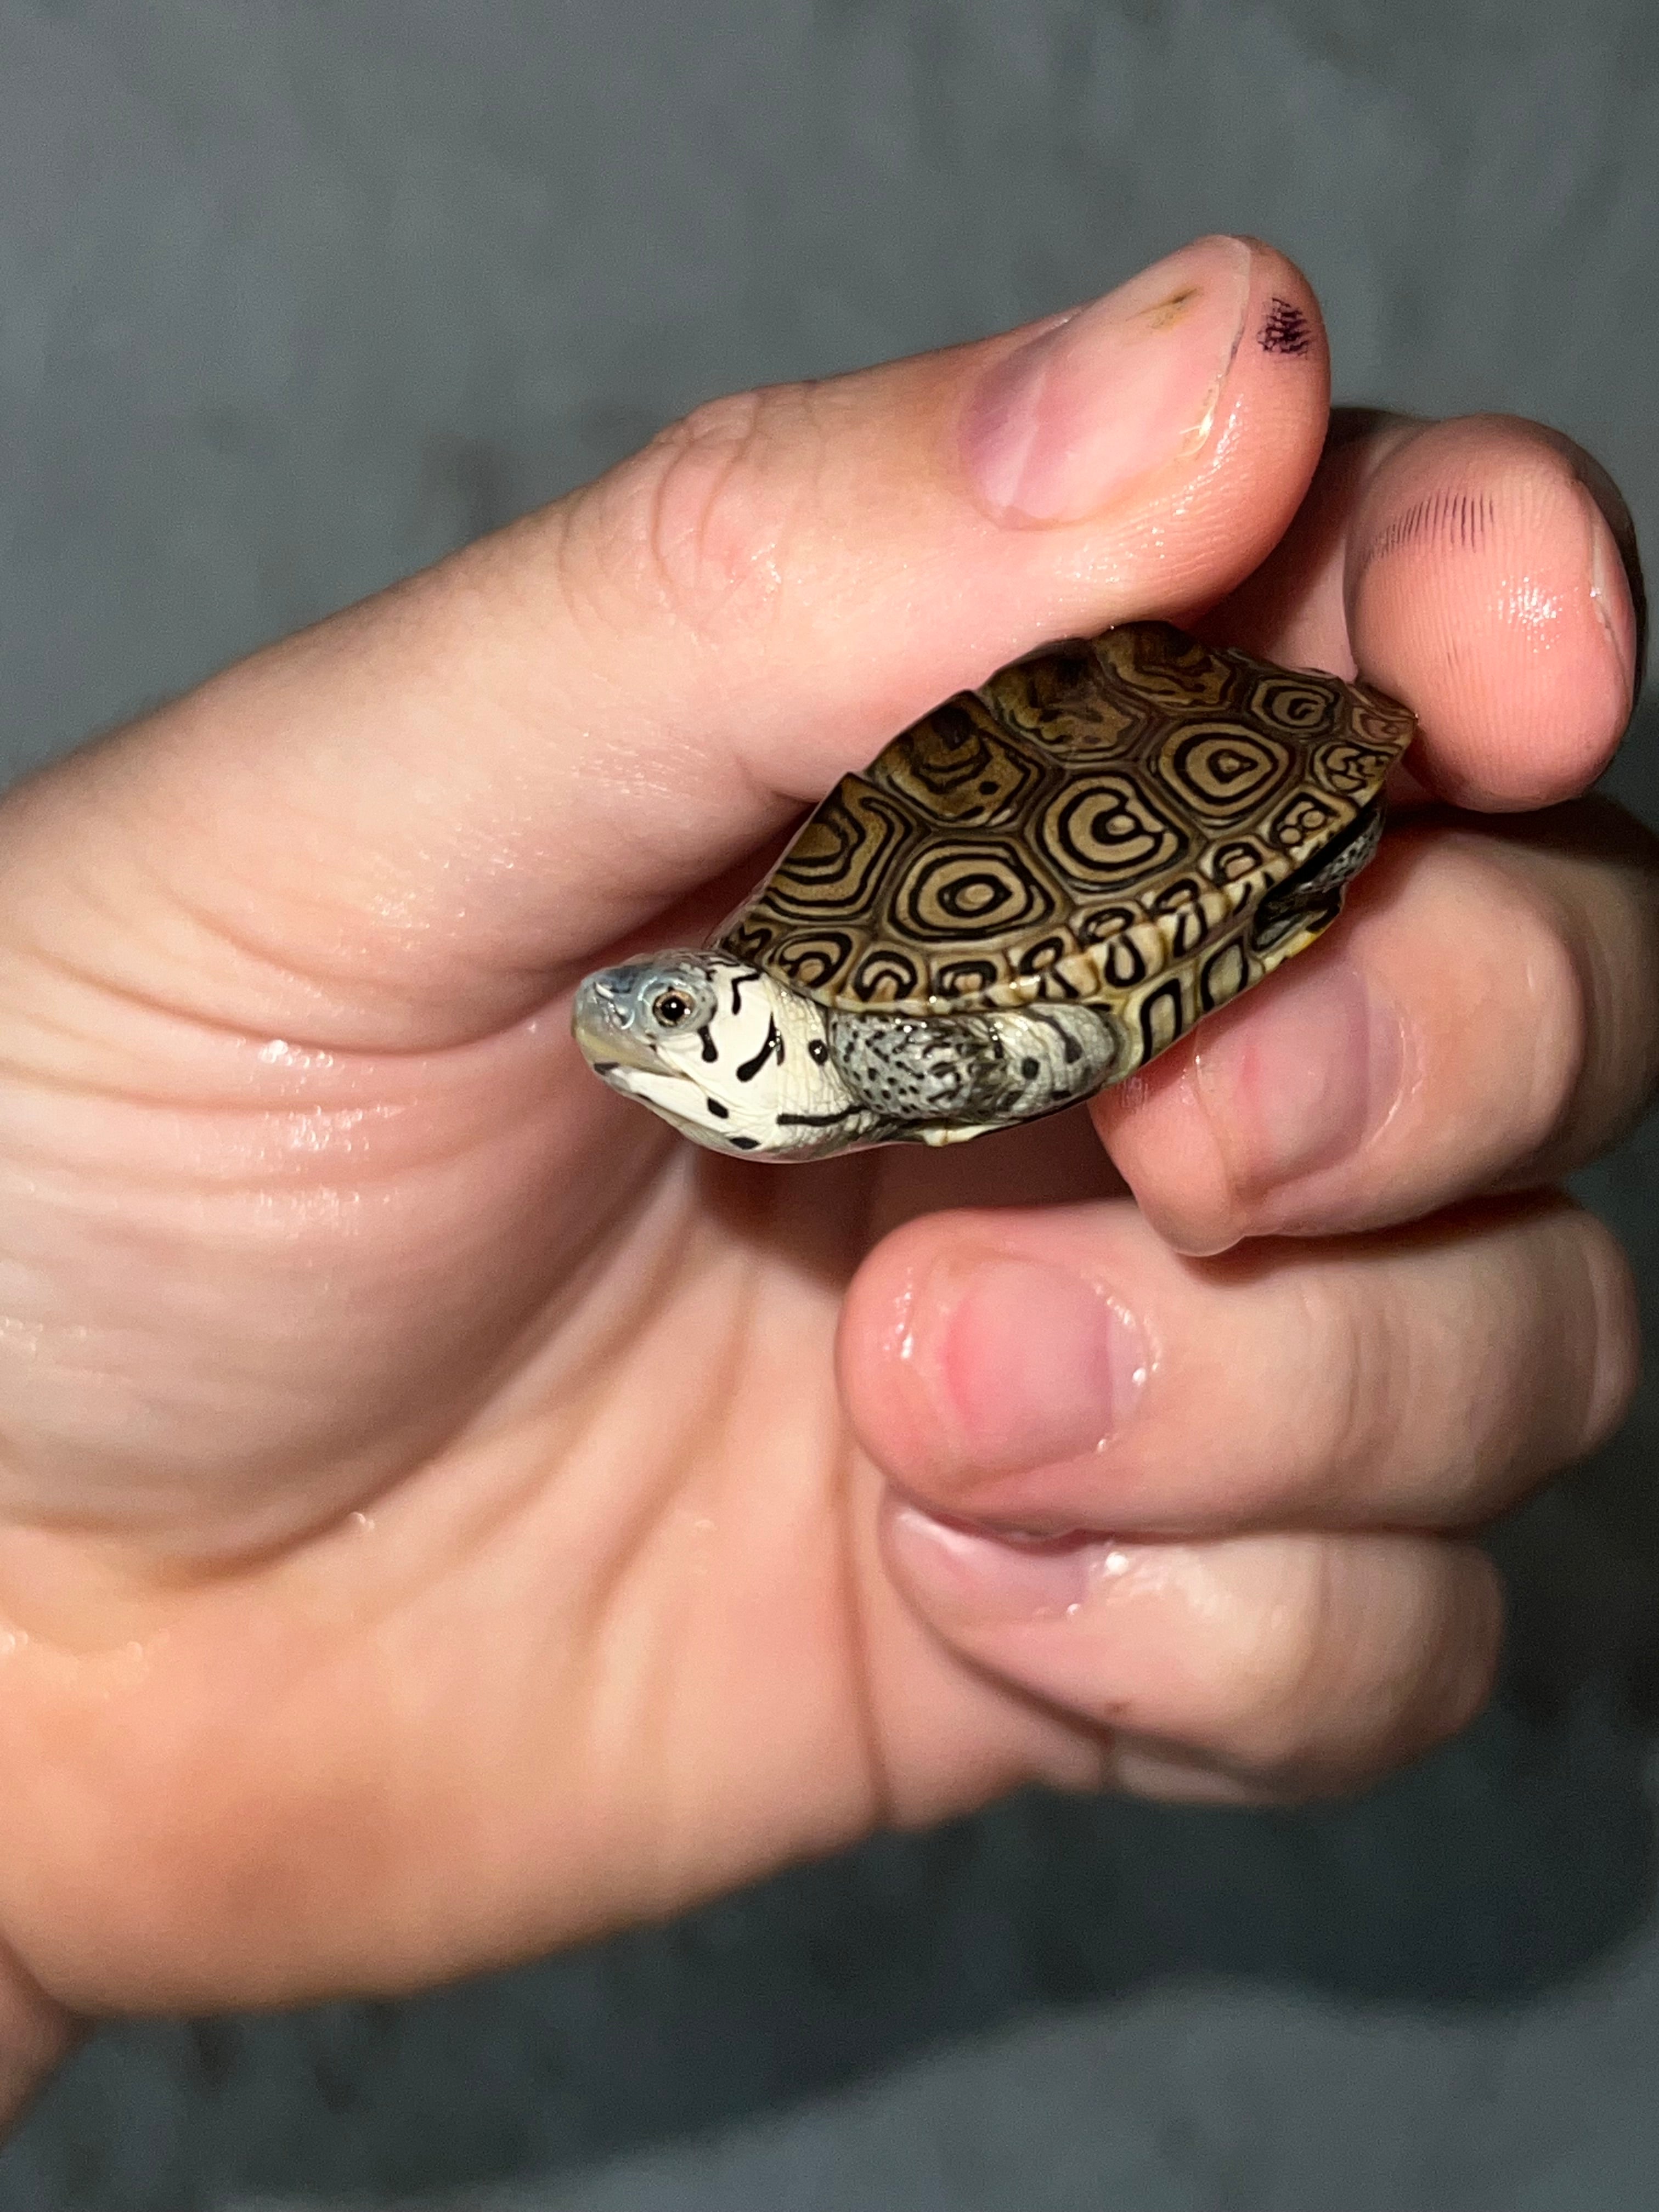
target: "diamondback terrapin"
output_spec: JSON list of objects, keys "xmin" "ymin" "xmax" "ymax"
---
[{"xmin": 573, "ymin": 621, "xmax": 1415, "ymax": 1160}]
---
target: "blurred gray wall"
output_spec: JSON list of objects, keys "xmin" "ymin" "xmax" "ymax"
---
[{"xmin": 0, "ymin": 3, "xmax": 1655, "ymax": 2207}]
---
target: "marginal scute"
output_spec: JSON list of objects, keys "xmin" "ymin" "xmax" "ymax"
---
[
  {"xmin": 1209, "ymin": 839, "xmax": 1268, "ymax": 884},
  {"xmin": 715, "ymin": 621, "xmax": 1415, "ymax": 1024}
]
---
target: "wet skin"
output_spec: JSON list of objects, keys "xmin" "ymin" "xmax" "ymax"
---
[{"xmin": 0, "ymin": 236, "xmax": 1651, "ymax": 2123}]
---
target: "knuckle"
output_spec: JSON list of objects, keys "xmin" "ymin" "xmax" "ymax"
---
[
  {"xmin": 1206, "ymin": 1541, "xmax": 1502, "ymax": 1792},
  {"xmin": 1188, "ymin": 1541, "xmax": 1336, "ymax": 1773},
  {"xmin": 1381, "ymin": 1549, "xmax": 1504, "ymax": 1771},
  {"xmin": 1285, "ymin": 1267, "xmax": 1395, "ymax": 1504},
  {"xmin": 562, "ymin": 383, "xmax": 818, "ymax": 645},
  {"xmin": 1246, "ymin": 1548, "xmax": 1347, "ymax": 1770}
]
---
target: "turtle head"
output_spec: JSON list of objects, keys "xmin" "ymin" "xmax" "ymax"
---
[{"xmin": 572, "ymin": 950, "xmax": 865, "ymax": 1158}]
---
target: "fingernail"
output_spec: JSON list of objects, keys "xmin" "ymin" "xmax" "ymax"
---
[
  {"xmin": 886, "ymin": 1501, "xmax": 1139, "ymax": 1622},
  {"xmin": 1583, "ymin": 486, "xmax": 1639, "ymax": 713},
  {"xmin": 962, "ymin": 235, "xmax": 1254, "ymax": 525},
  {"xmin": 923, "ymin": 1253, "xmax": 1150, "ymax": 1474},
  {"xmin": 1193, "ymin": 950, "xmax": 1403, "ymax": 1205}
]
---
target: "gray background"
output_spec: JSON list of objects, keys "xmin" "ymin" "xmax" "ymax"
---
[{"xmin": 0, "ymin": 2, "xmax": 1656, "ymax": 2206}]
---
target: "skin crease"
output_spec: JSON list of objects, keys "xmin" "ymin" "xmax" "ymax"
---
[{"xmin": 0, "ymin": 237, "xmax": 1653, "ymax": 2128}]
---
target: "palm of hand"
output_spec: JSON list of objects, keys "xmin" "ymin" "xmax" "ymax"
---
[{"xmin": 0, "ymin": 923, "xmax": 1119, "ymax": 2010}]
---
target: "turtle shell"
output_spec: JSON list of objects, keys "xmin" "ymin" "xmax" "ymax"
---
[{"xmin": 717, "ymin": 622, "xmax": 1417, "ymax": 1020}]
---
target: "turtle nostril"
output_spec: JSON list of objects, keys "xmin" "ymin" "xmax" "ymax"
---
[{"xmin": 574, "ymin": 974, "xmax": 626, "ymax": 1035}]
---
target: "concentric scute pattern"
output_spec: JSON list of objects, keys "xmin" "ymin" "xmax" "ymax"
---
[{"xmin": 718, "ymin": 622, "xmax": 1415, "ymax": 1024}]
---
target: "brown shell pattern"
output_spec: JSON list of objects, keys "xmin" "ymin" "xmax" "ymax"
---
[{"xmin": 718, "ymin": 623, "xmax": 1416, "ymax": 1017}]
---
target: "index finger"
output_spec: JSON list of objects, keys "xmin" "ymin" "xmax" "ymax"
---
[{"xmin": 1205, "ymin": 409, "xmax": 1645, "ymax": 810}]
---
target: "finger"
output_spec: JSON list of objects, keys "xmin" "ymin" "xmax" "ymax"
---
[
  {"xmin": 0, "ymin": 1937, "xmax": 77, "ymax": 2132},
  {"xmin": 880, "ymin": 1504, "xmax": 1502, "ymax": 1799},
  {"xmin": 1095, "ymin": 797, "xmax": 1659, "ymax": 1251},
  {"xmin": 0, "ymin": 238, "xmax": 1330, "ymax": 1051},
  {"xmin": 838, "ymin": 1192, "xmax": 1637, "ymax": 1536},
  {"xmin": 1206, "ymin": 409, "xmax": 1645, "ymax": 808}
]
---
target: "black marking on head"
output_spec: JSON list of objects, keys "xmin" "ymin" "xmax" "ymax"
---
[
  {"xmin": 1020, "ymin": 1057, "xmax": 1040, "ymax": 1079},
  {"xmin": 776, "ymin": 1105, "xmax": 862, "ymax": 1127},
  {"xmin": 591, "ymin": 1060, "xmax": 619, "ymax": 1075},
  {"xmin": 729, "ymin": 1135, "xmax": 761, "ymax": 1150},
  {"xmin": 808, "ymin": 1038, "xmax": 829, "ymax": 1064},
  {"xmin": 1260, "ymin": 296, "xmax": 1313, "ymax": 355},
  {"xmin": 698, "ymin": 1026, "xmax": 719, "ymax": 1064},
  {"xmin": 728, "ymin": 967, "xmax": 762, "ymax": 1017},
  {"xmin": 707, "ymin": 1099, "xmax": 730, "ymax": 1119},
  {"xmin": 736, "ymin": 1017, "xmax": 785, "ymax": 1083}
]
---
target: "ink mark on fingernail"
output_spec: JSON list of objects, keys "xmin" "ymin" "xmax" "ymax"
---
[{"xmin": 1259, "ymin": 297, "xmax": 1313, "ymax": 356}]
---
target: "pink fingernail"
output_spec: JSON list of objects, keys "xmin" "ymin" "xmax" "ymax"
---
[
  {"xmin": 961, "ymin": 235, "xmax": 1254, "ymax": 525},
  {"xmin": 886, "ymin": 1502, "xmax": 1139, "ymax": 1622},
  {"xmin": 927, "ymin": 1253, "xmax": 1150, "ymax": 1474},
  {"xmin": 1583, "ymin": 486, "xmax": 1639, "ymax": 712},
  {"xmin": 1193, "ymin": 950, "xmax": 1403, "ymax": 1206}
]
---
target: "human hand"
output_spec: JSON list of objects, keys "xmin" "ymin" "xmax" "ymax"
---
[{"xmin": 0, "ymin": 236, "xmax": 1649, "ymax": 2119}]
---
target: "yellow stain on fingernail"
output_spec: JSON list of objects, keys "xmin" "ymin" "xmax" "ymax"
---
[{"xmin": 1141, "ymin": 285, "xmax": 1201, "ymax": 331}]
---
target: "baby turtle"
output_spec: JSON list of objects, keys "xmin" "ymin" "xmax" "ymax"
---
[{"xmin": 573, "ymin": 622, "xmax": 1415, "ymax": 1160}]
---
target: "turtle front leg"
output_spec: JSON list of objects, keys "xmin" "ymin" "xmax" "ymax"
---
[{"xmin": 827, "ymin": 1003, "xmax": 1121, "ymax": 1142}]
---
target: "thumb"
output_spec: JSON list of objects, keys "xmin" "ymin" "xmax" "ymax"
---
[{"xmin": 1, "ymin": 235, "xmax": 1329, "ymax": 1052}]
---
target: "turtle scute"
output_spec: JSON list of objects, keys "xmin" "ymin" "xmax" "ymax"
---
[{"xmin": 716, "ymin": 621, "xmax": 1415, "ymax": 1022}]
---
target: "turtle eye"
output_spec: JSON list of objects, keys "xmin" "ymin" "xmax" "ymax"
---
[{"xmin": 635, "ymin": 965, "xmax": 714, "ymax": 1040}]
